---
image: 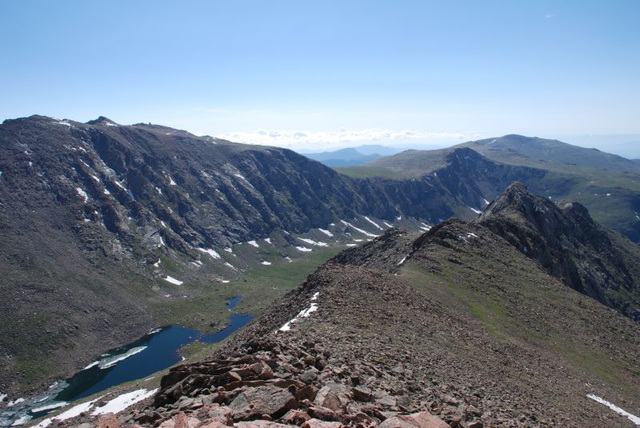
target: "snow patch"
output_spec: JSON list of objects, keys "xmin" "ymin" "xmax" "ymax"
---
[
  {"xmin": 261, "ymin": 261, "xmax": 272, "ymax": 266},
  {"xmin": 34, "ymin": 396, "xmax": 103, "ymax": 427},
  {"xmin": 55, "ymin": 120, "xmax": 71, "ymax": 127},
  {"xmin": 247, "ymin": 240, "xmax": 259, "ymax": 248},
  {"xmin": 398, "ymin": 256, "xmax": 407, "ymax": 266},
  {"xmin": 198, "ymin": 247, "xmax": 221, "ymax": 260},
  {"xmin": 75, "ymin": 187, "xmax": 89, "ymax": 203},
  {"xmin": 587, "ymin": 394, "xmax": 640, "ymax": 425},
  {"xmin": 11, "ymin": 415, "xmax": 31, "ymax": 426},
  {"xmin": 482, "ymin": 198, "xmax": 490, "ymax": 206},
  {"xmin": 469, "ymin": 207, "xmax": 482, "ymax": 215},
  {"xmin": 279, "ymin": 300, "xmax": 319, "ymax": 332},
  {"xmin": 296, "ymin": 246, "xmax": 312, "ymax": 252},
  {"xmin": 0, "ymin": 392, "xmax": 6, "ymax": 401},
  {"xmin": 8, "ymin": 398, "xmax": 25, "ymax": 406},
  {"xmin": 318, "ymin": 229, "xmax": 334, "ymax": 237},
  {"xmin": 98, "ymin": 346, "xmax": 147, "ymax": 369},
  {"xmin": 346, "ymin": 244, "xmax": 357, "ymax": 247},
  {"xmin": 340, "ymin": 220, "xmax": 379, "ymax": 238},
  {"xmin": 396, "ymin": 216, "xmax": 402, "ymax": 221},
  {"xmin": 264, "ymin": 238, "xmax": 272, "ymax": 245},
  {"xmin": 153, "ymin": 259, "xmax": 160, "ymax": 268},
  {"xmin": 168, "ymin": 176, "xmax": 176, "ymax": 186},
  {"xmin": 311, "ymin": 292, "xmax": 320, "ymax": 301},
  {"xmin": 30, "ymin": 402, "xmax": 68, "ymax": 413},
  {"xmin": 383, "ymin": 221, "xmax": 393, "ymax": 228},
  {"xmin": 92, "ymin": 389, "xmax": 158, "ymax": 416},
  {"xmin": 224, "ymin": 247, "xmax": 233, "ymax": 253},
  {"xmin": 363, "ymin": 216, "xmax": 384, "ymax": 230},
  {"xmin": 83, "ymin": 361, "xmax": 100, "ymax": 370},
  {"xmin": 155, "ymin": 186, "xmax": 162, "ymax": 195},
  {"xmin": 163, "ymin": 276, "xmax": 183, "ymax": 285},
  {"xmin": 224, "ymin": 262, "xmax": 237, "ymax": 270},
  {"xmin": 298, "ymin": 237, "xmax": 328, "ymax": 247},
  {"xmin": 233, "ymin": 173, "xmax": 254, "ymax": 188}
]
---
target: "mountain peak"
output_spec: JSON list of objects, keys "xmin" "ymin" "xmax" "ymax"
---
[
  {"xmin": 86, "ymin": 116, "xmax": 118, "ymax": 126},
  {"xmin": 478, "ymin": 181, "xmax": 553, "ymax": 224},
  {"xmin": 478, "ymin": 182, "xmax": 640, "ymax": 320}
]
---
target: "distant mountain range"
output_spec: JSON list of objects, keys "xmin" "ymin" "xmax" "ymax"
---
[
  {"xmin": 302, "ymin": 145, "xmax": 402, "ymax": 167},
  {"xmin": 340, "ymin": 134, "xmax": 640, "ymax": 244}
]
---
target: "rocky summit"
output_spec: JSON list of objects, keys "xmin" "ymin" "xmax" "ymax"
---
[{"xmin": 69, "ymin": 185, "xmax": 639, "ymax": 428}]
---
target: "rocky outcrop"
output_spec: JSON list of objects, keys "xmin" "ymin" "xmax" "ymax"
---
[
  {"xmin": 477, "ymin": 182, "xmax": 640, "ymax": 320},
  {"xmin": 128, "ymin": 339, "xmax": 451, "ymax": 428}
]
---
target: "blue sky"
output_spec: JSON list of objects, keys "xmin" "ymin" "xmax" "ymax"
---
[{"xmin": 1, "ymin": 1, "xmax": 639, "ymax": 154}]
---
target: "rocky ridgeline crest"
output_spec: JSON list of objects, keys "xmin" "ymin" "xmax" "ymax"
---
[{"xmin": 478, "ymin": 182, "xmax": 640, "ymax": 320}]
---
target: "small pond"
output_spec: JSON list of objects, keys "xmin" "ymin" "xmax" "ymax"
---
[{"xmin": 0, "ymin": 297, "xmax": 253, "ymax": 426}]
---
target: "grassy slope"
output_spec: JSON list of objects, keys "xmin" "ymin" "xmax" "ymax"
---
[{"xmin": 402, "ymin": 230, "xmax": 639, "ymax": 406}]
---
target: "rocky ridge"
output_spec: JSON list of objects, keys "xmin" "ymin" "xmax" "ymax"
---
[
  {"xmin": 477, "ymin": 182, "xmax": 640, "ymax": 320},
  {"xmin": 70, "ymin": 186, "xmax": 640, "ymax": 428}
]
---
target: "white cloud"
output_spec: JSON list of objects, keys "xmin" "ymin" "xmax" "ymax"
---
[
  {"xmin": 216, "ymin": 128, "xmax": 473, "ymax": 151},
  {"xmin": 545, "ymin": 13, "xmax": 556, "ymax": 19}
]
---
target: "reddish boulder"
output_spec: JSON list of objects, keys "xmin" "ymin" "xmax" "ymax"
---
[
  {"xmin": 229, "ymin": 385, "xmax": 297, "ymax": 420},
  {"xmin": 301, "ymin": 418, "xmax": 343, "ymax": 428},
  {"xmin": 378, "ymin": 412, "xmax": 449, "ymax": 428},
  {"xmin": 96, "ymin": 413, "xmax": 121, "ymax": 428}
]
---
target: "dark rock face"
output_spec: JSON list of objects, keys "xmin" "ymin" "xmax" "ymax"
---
[{"xmin": 477, "ymin": 182, "xmax": 640, "ymax": 320}]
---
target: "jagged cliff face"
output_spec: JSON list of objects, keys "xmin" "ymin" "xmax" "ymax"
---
[
  {"xmin": 0, "ymin": 116, "xmax": 513, "ymax": 261},
  {"xmin": 121, "ymin": 189, "xmax": 640, "ymax": 428},
  {"xmin": 478, "ymin": 182, "xmax": 640, "ymax": 320}
]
